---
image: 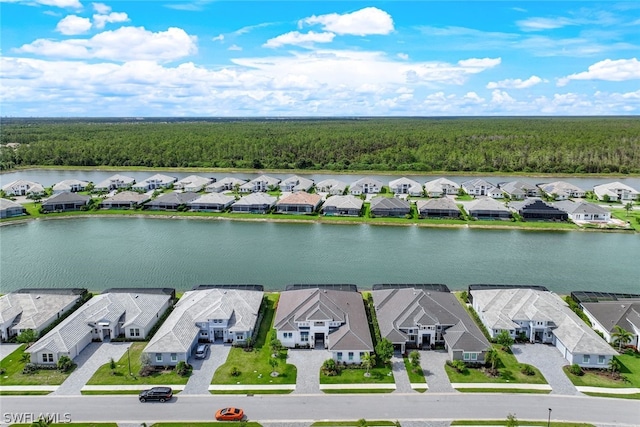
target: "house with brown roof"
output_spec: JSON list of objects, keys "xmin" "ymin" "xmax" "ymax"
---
[
  {"xmin": 275, "ymin": 192, "xmax": 322, "ymax": 214},
  {"xmin": 274, "ymin": 287, "xmax": 373, "ymax": 364}
]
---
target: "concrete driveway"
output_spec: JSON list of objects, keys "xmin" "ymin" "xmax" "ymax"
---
[
  {"xmin": 511, "ymin": 343, "xmax": 581, "ymax": 395},
  {"xmin": 0, "ymin": 343, "xmax": 22, "ymax": 360},
  {"xmin": 181, "ymin": 343, "xmax": 231, "ymax": 395},
  {"xmin": 287, "ymin": 348, "xmax": 331, "ymax": 394},
  {"xmin": 420, "ymin": 350, "xmax": 456, "ymax": 393},
  {"xmin": 52, "ymin": 342, "xmax": 130, "ymax": 396}
]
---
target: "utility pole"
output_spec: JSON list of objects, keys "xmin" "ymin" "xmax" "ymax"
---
[{"xmin": 548, "ymin": 408, "xmax": 552, "ymax": 427}]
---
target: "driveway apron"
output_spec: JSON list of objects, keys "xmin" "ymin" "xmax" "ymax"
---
[
  {"xmin": 52, "ymin": 342, "xmax": 130, "ymax": 396},
  {"xmin": 287, "ymin": 348, "xmax": 331, "ymax": 394},
  {"xmin": 181, "ymin": 343, "xmax": 231, "ymax": 395},
  {"xmin": 391, "ymin": 354, "xmax": 413, "ymax": 393},
  {"xmin": 421, "ymin": 350, "xmax": 457, "ymax": 393},
  {"xmin": 512, "ymin": 343, "xmax": 582, "ymax": 396}
]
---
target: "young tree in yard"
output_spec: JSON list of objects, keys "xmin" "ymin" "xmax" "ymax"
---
[
  {"xmin": 269, "ymin": 356, "xmax": 279, "ymax": 375},
  {"xmin": 57, "ymin": 355, "xmax": 73, "ymax": 372},
  {"xmin": 270, "ymin": 336, "xmax": 282, "ymax": 356},
  {"xmin": 624, "ymin": 202, "xmax": 633, "ymax": 216},
  {"xmin": 375, "ymin": 338, "xmax": 394, "ymax": 366},
  {"xmin": 409, "ymin": 350, "xmax": 420, "ymax": 372},
  {"xmin": 361, "ymin": 352, "xmax": 375, "ymax": 377},
  {"xmin": 611, "ymin": 325, "xmax": 633, "ymax": 351},
  {"xmin": 485, "ymin": 348, "xmax": 500, "ymax": 370},
  {"xmin": 496, "ymin": 330, "xmax": 515, "ymax": 350},
  {"xmin": 609, "ymin": 357, "xmax": 621, "ymax": 374},
  {"xmin": 16, "ymin": 329, "xmax": 37, "ymax": 345}
]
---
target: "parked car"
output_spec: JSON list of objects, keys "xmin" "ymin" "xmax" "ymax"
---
[
  {"xmin": 139, "ymin": 386, "xmax": 173, "ymax": 403},
  {"xmin": 215, "ymin": 407, "xmax": 244, "ymax": 421},
  {"xmin": 195, "ymin": 343, "xmax": 210, "ymax": 359}
]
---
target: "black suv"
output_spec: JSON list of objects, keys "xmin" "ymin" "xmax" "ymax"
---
[{"xmin": 139, "ymin": 386, "xmax": 173, "ymax": 402}]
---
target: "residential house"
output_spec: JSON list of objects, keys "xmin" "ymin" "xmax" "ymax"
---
[
  {"xmin": 581, "ymin": 299, "xmax": 640, "ymax": 348},
  {"xmin": 27, "ymin": 289, "xmax": 173, "ymax": 366},
  {"xmin": 466, "ymin": 197, "xmax": 511, "ymax": 220},
  {"xmin": 315, "ymin": 179, "xmax": 347, "ymax": 195},
  {"xmin": 416, "ymin": 198, "xmax": 460, "ymax": 218},
  {"xmin": 100, "ymin": 191, "xmax": 149, "ymax": 209},
  {"xmin": 499, "ymin": 181, "xmax": 540, "ymax": 200},
  {"xmin": 94, "ymin": 174, "xmax": 136, "ymax": 192},
  {"xmin": 470, "ymin": 288, "xmax": 617, "ymax": 368},
  {"xmin": 322, "ymin": 195, "xmax": 363, "ymax": 216},
  {"xmin": 349, "ymin": 177, "xmax": 383, "ymax": 196},
  {"xmin": 52, "ymin": 179, "xmax": 89, "ymax": 194},
  {"xmin": 372, "ymin": 286, "xmax": 491, "ymax": 362},
  {"xmin": 231, "ymin": 193, "xmax": 277, "ymax": 213},
  {"xmin": 276, "ymin": 192, "xmax": 322, "ymax": 214},
  {"xmin": 538, "ymin": 181, "xmax": 586, "ymax": 200},
  {"xmin": 389, "ymin": 177, "xmax": 423, "ymax": 196},
  {"xmin": 554, "ymin": 200, "xmax": 610, "ymax": 223},
  {"xmin": 143, "ymin": 286, "xmax": 263, "ymax": 366},
  {"xmin": 188, "ymin": 193, "xmax": 235, "ymax": 212},
  {"xmin": 0, "ymin": 198, "xmax": 26, "ymax": 219},
  {"xmin": 509, "ymin": 198, "xmax": 568, "ymax": 221},
  {"xmin": 206, "ymin": 177, "xmax": 247, "ymax": 193},
  {"xmin": 239, "ymin": 175, "xmax": 280, "ymax": 193},
  {"xmin": 144, "ymin": 192, "xmax": 199, "ymax": 211},
  {"xmin": 424, "ymin": 178, "xmax": 460, "ymax": 198},
  {"xmin": 461, "ymin": 179, "xmax": 496, "ymax": 197},
  {"xmin": 41, "ymin": 192, "xmax": 91, "ymax": 212},
  {"xmin": 174, "ymin": 175, "xmax": 213, "ymax": 193},
  {"xmin": 0, "ymin": 288, "xmax": 85, "ymax": 341},
  {"xmin": 274, "ymin": 287, "xmax": 373, "ymax": 364},
  {"xmin": 280, "ymin": 175, "xmax": 314, "ymax": 192},
  {"xmin": 132, "ymin": 174, "xmax": 177, "ymax": 192},
  {"xmin": 593, "ymin": 182, "xmax": 639, "ymax": 202},
  {"xmin": 369, "ymin": 197, "xmax": 410, "ymax": 217},
  {"xmin": 2, "ymin": 180, "xmax": 45, "ymax": 197}
]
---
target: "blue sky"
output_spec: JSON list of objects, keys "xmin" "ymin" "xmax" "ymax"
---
[{"xmin": 1, "ymin": 1, "xmax": 639, "ymax": 116}]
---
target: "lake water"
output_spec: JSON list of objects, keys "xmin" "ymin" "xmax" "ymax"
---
[{"xmin": 1, "ymin": 217, "xmax": 638, "ymax": 294}]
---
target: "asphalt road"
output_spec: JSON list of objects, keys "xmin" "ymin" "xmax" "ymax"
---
[{"xmin": 1, "ymin": 393, "xmax": 637, "ymax": 426}]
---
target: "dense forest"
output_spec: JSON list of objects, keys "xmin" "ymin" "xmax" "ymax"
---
[{"xmin": 1, "ymin": 117, "xmax": 639, "ymax": 174}]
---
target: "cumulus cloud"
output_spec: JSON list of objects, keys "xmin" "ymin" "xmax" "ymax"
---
[
  {"xmin": 56, "ymin": 15, "xmax": 91, "ymax": 35},
  {"xmin": 92, "ymin": 2, "xmax": 110, "ymax": 14},
  {"xmin": 263, "ymin": 31, "xmax": 335, "ymax": 48},
  {"xmin": 397, "ymin": 53, "xmax": 409, "ymax": 60},
  {"xmin": 457, "ymin": 57, "xmax": 501, "ymax": 69},
  {"xmin": 93, "ymin": 12, "xmax": 129, "ymax": 29},
  {"xmin": 557, "ymin": 58, "xmax": 640, "ymax": 86},
  {"xmin": 212, "ymin": 34, "xmax": 224, "ymax": 42},
  {"xmin": 300, "ymin": 7, "xmax": 394, "ymax": 36},
  {"xmin": 491, "ymin": 89, "xmax": 515, "ymax": 104},
  {"xmin": 487, "ymin": 75, "xmax": 544, "ymax": 89},
  {"xmin": 16, "ymin": 27, "xmax": 198, "ymax": 62},
  {"xmin": 228, "ymin": 44, "xmax": 242, "ymax": 51},
  {"xmin": 7, "ymin": 0, "xmax": 83, "ymax": 9}
]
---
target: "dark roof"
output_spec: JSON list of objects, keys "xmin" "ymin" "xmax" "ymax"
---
[
  {"xmin": 14, "ymin": 288, "xmax": 87, "ymax": 296},
  {"xmin": 192, "ymin": 284, "xmax": 265, "ymax": 292},
  {"xmin": 145, "ymin": 192, "xmax": 199, "ymax": 206},
  {"xmin": 571, "ymin": 291, "xmax": 640, "ymax": 304},
  {"xmin": 42, "ymin": 192, "xmax": 91, "ymax": 205},
  {"xmin": 372, "ymin": 284, "xmax": 450, "ymax": 292},
  {"xmin": 370, "ymin": 197, "xmax": 410, "ymax": 210},
  {"xmin": 513, "ymin": 199, "xmax": 566, "ymax": 215},
  {"xmin": 581, "ymin": 300, "xmax": 640, "ymax": 334},
  {"xmin": 468, "ymin": 284, "xmax": 549, "ymax": 292},
  {"xmin": 102, "ymin": 288, "xmax": 175, "ymax": 296},
  {"xmin": 285, "ymin": 284, "xmax": 358, "ymax": 292}
]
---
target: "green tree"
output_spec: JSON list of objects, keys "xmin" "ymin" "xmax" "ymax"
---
[
  {"xmin": 269, "ymin": 356, "xmax": 279, "ymax": 375},
  {"xmin": 496, "ymin": 330, "xmax": 515, "ymax": 350},
  {"xmin": 609, "ymin": 357, "xmax": 621, "ymax": 374},
  {"xmin": 16, "ymin": 329, "xmax": 38, "ymax": 344},
  {"xmin": 408, "ymin": 350, "xmax": 420, "ymax": 372},
  {"xmin": 506, "ymin": 413, "xmax": 519, "ymax": 427},
  {"xmin": 270, "ymin": 335, "xmax": 282, "ymax": 355},
  {"xmin": 485, "ymin": 348, "xmax": 500, "ymax": 370},
  {"xmin": 624, "ymin": 202, "xmax": 633, "ymax": 216},
  {"xmin": 57, "ymin": 355, "xmax": 73, "ymax": 372},
  {"xmin": 375, "ymin": 338, "xmax": 394, "ymax": 366},
  {"xmin": 30, "ymin": 415, "xmax": 53, "ymax": 427},
  {"xmin": 611, "ymin": 325, "xmax": 633, "ymax": 351},
  {"xmin": 361, "ymin": 352, "xmax": 375, "ymax": 377}
]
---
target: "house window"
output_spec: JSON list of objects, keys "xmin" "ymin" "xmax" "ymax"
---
[
  {"xmin": 156, "ymin": 353, "xmax": 163, "ymax": 363},
  {"xmin": 360, "ymin": 352, "xmax": 365, "ymax": 359},
  {"xmin": 464, "ymin": 353, "xmax": 470, "ymax": 360},
  {"xmin": 236, "ymin": 335, "xmax": 243, "ymax": 341},
  {"xmin": 348, "ymin": 352, "xmax": 354, "ymax": 361},
  {"xmin": 42, "ymin": 353, "xmax": 53, "ymax": 363},
  {"xmin": 463, "ymin": 352, "xmax": 478, "ymax": 361},
  {"xmin": 284, "ymin": 332, "xmax": 293, "ymax": 339},
  {"xmin": 337, "ymin": 352, "xmax": 343, "ymax": 361},
  {"xmin": 301, "ymin": 332, "xmax": 309, "ymax": 342},
  {"xmin": 583, "ymin": 355, "xmax": 590, "ymax": 364},
  {"xmin": 171, "ymin": 353, "xmax": 177, "ymax": 362},
  {"xmin": 598, "ymin": 355, "xmax": 606, "ymax": 365},
  {"xmin": 130, "ymin": 328, "xmax": 140, "ymax": 337}
]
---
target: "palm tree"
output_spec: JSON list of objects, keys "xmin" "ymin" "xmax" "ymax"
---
[
  {"xmin": 624, "ymin": 202, "xmax": 633, "ymax": 216},
  {"xmin": 361, "ymin": 352, "xmax": 375, "ymax": 377},
  {"xmin": 611, "ymin": 325, "xmax": 634, "ymax": 351},
  {"xmin": 609, "ymin": 357, "xmax": 621, "ymax": 374},
  {"xmin": 485, "ymin": 348, "xmax": 500, "ymax": 370}
]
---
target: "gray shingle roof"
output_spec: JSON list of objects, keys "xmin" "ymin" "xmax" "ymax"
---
[
  {"xmin": 553, "ymin": 200, "xmax": 609, "ymax": 215},
  {"xmin": 42, "ymin": 192, "xmax": 91, "ymax": 206},
  {"xmin": 322, "ymin": 195, "xmax": 363, "ymax": 210},
  {"xmin": 370, "ymin": 197, "xmax": 410, "ymax": 210},
  {"xmin": 102, "ymin": 191, "xmax": 149, "ymax": 204},
  {"xmin": 145, "ymin": 192, "xmax": 199, "ymax": 206},
  {"xmin": 467, "ymin": 197, "xmax": 510, "ymax": 213},
  {"xmin": 0, "ymin": 198, "xmax": 23, "ymax": 210},
  {"xmin": 582, "ymin": 300, "xmax": 640, "ymax": 335},
  {"xmin": 232, "ymin": 193, "xmax": 277, "ymax": 206},
  {"xmin": 416, "ymin": 197, "xmax": 459, "ymax": 211},
  {"xmin": 0, "ymin": 291, "xmax": 80, "ymax": 333}
]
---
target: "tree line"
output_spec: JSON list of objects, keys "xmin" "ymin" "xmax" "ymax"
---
[{"xmin": 1, "ymin": 117, "xmax": 639, "ymax": 174}]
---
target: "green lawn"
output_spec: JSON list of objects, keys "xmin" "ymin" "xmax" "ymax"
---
[
  {"xmin": 403, "ymin": 356, "xmax": 426, "ymax": 383},
  {"xmin": 320, "ymin": 366, "xmax": 394, "ymax": 384},
  {"xmin": 86, "ymin": 342, "xmax": 190, "ymax": 385},
  {"xmin": 611, "ymin": 208, "xmax": 640, "ymax": 231},
  {"xmin": 455, "ymin": 388, "xmax": 551, "ymax": 394},
  {"xmin": 563, "ymin": 352, "xmax": 640, "ymax": 388},
  {"xmin": 152, "ymin": 423, "xmax": 262, "ymax": 427},
  {"xmin": 0, "ymin": 345, "xmax": 72, "ymax": 385},
  {"xmin": 445, "ymin": 345, "xmax": 547, "ymax": 384},
  {"xmin": 312, "ymin": 422, "xmax": 397, "ymax": 426},
  {"xmin": 451, "ymin": 421, "xmax": 594, "ymax": 426},
  {"xmin": 10, "ymin": 424, "xmax": 118, "ymax": 427},
  {"xmin": 211, "ymin": 293, "xmax": 296, "ymax": 387}
]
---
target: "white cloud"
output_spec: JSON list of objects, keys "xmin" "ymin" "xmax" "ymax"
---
[
  {"xmin": 212, "ymin": 34, "xmax": 224, "ymax": 42},
  {"xmin": 263, "ymin": 31, "xmax": 335, "ymax": 48},
  {"xmin": 491, "ymin": 90, "xmax": 515, "ymax": 104},
  {"xmin": 10, "ymin": 0, "xmax": 83, "ymax": 9},
  {"xmin": 228, "ymin": 44, "xmax": 242, "ymax": 51},
  {"xmin": 92, "ymin": 2, "xmax": 110, "ymax": 14},
  {"xmin": 557, "ymin": 58, "xmax": 640, "ymax": 86},
  {"xmin": 517, "ymin": 17, "xmax": 574, "ymax": 32},
  {"xmin": 457, "ymin": 57, "xmax": 501, "ymax": 69},
  {"xmin": 301, "ymin": 7, "xmax": 394, "ymax": 36},
  {"xmin": 487, "ymin": 75, "xmax": 544, "ymax": 89},
  {"xmin": 16, "ymin": 27, "xmax": 197, "ymax": 62},
  {"xmin": 56, "ymin": 15, "xmax": 91, "ymax": 35},
  {"xmin": 397, "ymin": 53, "xmax": 409, "ymax": 60},
  {"xmin": 463, "ymin": 92, "xmax": 484, "ymax": 102},
  {"xmin": 93, "ymin": 12, "xmax": 129, "ymax": 29}
]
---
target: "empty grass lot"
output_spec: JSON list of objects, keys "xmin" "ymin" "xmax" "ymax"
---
[
  {"xmin": 0, "ymin": 345, "xmax": 71, "ymax": 386},
  {"xmin": 320, "ymin": 366, "xmax": 395, "ymax": 385},
  {"xmin": 211, "ymin": 293, "xmax": 296, "ymax": 389},
  {"xmin": 445, "ymin": 345, "xmax": 547, "ymax": 385},
  {"xmin": 86, "ymin": 342, "xmax": 189, "ymax": 386}
]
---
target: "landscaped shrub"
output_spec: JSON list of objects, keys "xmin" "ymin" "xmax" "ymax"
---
[
  {"xmin": 321, "ymin": 358, "xmax": 339, "ymax": 376},
  {"xmin": 569, "ymin": 363, "xmax": 584, "ymax": 376},
  {"xmin": 22, "ymin": 363, "xmax": 38, "ymax": 375},
  {"xmin": 175, "ymin": 361, "xmax": 191, "ymax": 376},
  {"xmin": 230, "ymin": 366, "xmax": 241, "ymax": 377},
  {"xmin": 138, "ymin": 365, "xmax": 155, "ymax": 377},
  {"xmin": 57, "ymin": 355, "xmax": 74, "ymax": 372},
  {"xmin": 520, "ymin": 363, "xmax": 535, "ymax": 376},
  {"xmin": 448, "ymin": 359, "xmax": 468, "ymax": 374}
]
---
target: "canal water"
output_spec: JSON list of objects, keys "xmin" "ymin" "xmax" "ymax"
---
[{"xmin": 1, "ymin": 217, "xmax": 638, "ymax": 294}]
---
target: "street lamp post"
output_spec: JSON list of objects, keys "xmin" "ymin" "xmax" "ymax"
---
[
  {"xmin": 127, "ymin": 346, "xmax": 132, "ymax": 376},
  {"xmin": 548, "ymin": 408, "xmax": 552, "ymax": 427}
]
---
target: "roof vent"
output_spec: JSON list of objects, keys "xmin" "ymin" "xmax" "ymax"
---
[
  {"xmin": 135, "ymin": 295, "xmax": 139, "ymax": 298},
  {"xmin": 35, "ymin": 295, "xmax": 41, "ymax": 299}
]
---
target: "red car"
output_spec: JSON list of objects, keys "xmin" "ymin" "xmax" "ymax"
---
[{"xmin": 215, "ymin": 407, "xmax": 244, "ymax": 421}]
